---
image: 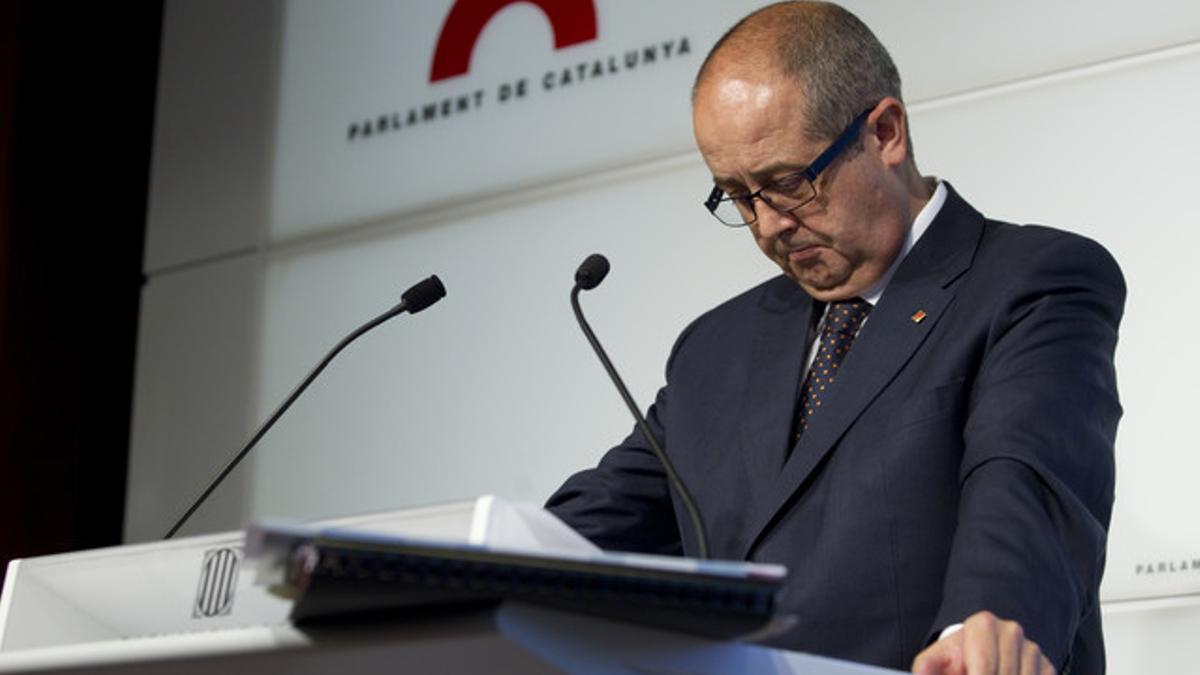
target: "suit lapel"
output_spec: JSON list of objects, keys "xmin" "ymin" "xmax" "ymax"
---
[
  {"xmin": 739, "ymin": 185, "xmax": 986, "ymax": 559},
  {"xmin": 733, "ymin": 279, "xmax": 815, "ymax": 549}
]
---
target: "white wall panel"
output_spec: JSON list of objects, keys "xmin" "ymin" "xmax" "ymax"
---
[
  {"xmin": 266, "ymin": 0, "xmax": 1200, "ymax": 243},
  {"xmin": 269, "ymin": 0, "xmax": 730, "ymax": 240},
  {"xmin": 126, "ymin": 256, "xmax": 265, "ymax": 541},
  {"xmin": 144, "ymin": 1, "xmax": 1200, "ymax": 269},
  {"xmin": 143, "ymin": 0, "xmax": 282, "ymax": 272},
  {"xmin": 1104, "ymin": 596, "xmax": 1200, "ymax": 672},
  {"xmin": 853, "ymin": 1, "xmax": 1200, "ymax": 102}
]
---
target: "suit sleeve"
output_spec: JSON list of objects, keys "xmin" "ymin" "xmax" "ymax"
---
[
  {"xmin": 929, "ymin": 232, "xmax": 1125, "ymax": 670},
  {"xmin": 543, "ymin": 322, "xmax": 704, "ymax": 556}
]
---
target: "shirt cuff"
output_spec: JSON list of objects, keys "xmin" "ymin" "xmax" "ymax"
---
[{"xmin": 939, "ymin": 623, "xmax": 964, "ymax": 641}]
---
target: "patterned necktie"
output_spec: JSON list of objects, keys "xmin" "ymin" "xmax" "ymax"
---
[{"xmin": 793, "ymin": 298, "xmax": 872, "ymax": 441}]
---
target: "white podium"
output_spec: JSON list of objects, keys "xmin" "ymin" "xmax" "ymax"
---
[{"xmin": 0, "ymin": 498, "xmax": 899, "ymax": 674}]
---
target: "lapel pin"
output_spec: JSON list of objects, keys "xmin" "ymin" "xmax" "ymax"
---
[{"xmin": 911, "ymin": 310, "xmax": 927, "ymax": 323}]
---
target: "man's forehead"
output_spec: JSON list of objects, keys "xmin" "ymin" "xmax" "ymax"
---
[
  {"xmin": 706, "ymin": 76, "xmax": 778, "ymax": 110},
  {"xmin": 693, "ymin": 70, "xmax": 810, "ymax": 145},
  {"xmin": 694, "ymin": 60, "xmax": 808, "ymax": 132}
]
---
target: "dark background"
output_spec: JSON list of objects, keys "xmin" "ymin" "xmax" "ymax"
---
[{"xmin": 0, "ymin": 0, "xmax": 163, "ymax": 587}]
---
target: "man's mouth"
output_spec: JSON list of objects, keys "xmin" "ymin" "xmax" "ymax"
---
[{"xmin": 786, "ymin": 244, "xmax": 822, "ymax": 263}]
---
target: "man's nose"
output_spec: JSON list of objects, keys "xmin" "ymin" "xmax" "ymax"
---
[{"xmin": 754, "ymin": 199, "xmax": 799, "ymax": 239}]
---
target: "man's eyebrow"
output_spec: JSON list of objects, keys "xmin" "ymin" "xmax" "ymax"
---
[
  {"xmin": 711, "ymin": 162, "xmax": 811, "ymax": 191},
  {"xmin": 710, "ymin": 175, "xmax": 745, "ymax": 192}
]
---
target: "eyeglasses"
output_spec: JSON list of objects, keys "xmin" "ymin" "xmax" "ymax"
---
[{"xmin": 703, "ymin": 106, "xmax": 874, "ymax": 227}]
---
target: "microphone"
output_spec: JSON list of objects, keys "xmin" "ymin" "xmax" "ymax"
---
[
  {"xmin": 164, "ymin": 275, "xmax": 447, "ymax": 539},
  {"xmin": 570, "ymin": 254, "xmax": 709, "ymax": 559},
  {"xmin": 574, "ymin": 253, "xmax": 609, "ymax": 290},
  {"xmin": 402, "ymin": 275, "xmax": 448, "ymax": 313}
]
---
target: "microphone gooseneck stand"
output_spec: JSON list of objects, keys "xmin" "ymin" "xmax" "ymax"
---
[
  {"xmin": 164, "ymin": 275, "xmax": 447, "ymax": 539},
  {"xmin": 570, "ymin": 254, "xmax": 709, "ymax": 559}
]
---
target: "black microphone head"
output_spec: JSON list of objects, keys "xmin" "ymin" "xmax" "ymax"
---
[
  {"xmin": 575, "ymin": 254, "xmax": 610, "ymax": 290},
  {"xmin": 401, "ymin": 275, "xmax": 446, "ymax": 313}
]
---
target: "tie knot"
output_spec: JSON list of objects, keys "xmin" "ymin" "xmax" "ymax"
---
[{"xmin": 825, "ymin": 298, "xmax": 871, "ymax": 336}]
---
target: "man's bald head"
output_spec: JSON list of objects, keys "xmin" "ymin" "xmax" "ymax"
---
[{"xmin": 694, "ymin": 2, "xmax": 903, "ymax": 146}]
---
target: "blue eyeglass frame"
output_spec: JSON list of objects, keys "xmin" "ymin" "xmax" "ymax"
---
[{"xmin": 703, "ymin": 105, "xmax": 876, "ymax": 226}]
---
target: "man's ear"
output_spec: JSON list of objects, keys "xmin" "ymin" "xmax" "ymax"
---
[{"xmin": 870, "ymin": 97, "xmax": 909, "ymax": 167}]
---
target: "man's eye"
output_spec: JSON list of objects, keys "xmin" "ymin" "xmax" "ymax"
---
[{"xmin": 771, "ymin": 173, "xmax": 807, "ymax": 193}]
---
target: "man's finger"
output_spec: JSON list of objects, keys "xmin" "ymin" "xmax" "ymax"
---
[
  {"xmin": 962, "ymin": 611, "xmax": 999, "ymax": 674},
  {"xmin": 996, "ymin": 617, "xmax": 1025, "ymax": 673},
  {"xmin": 911, "ymin": 634, "xmax": 962, "ymax": 675},
  {"xmin": 1019, "ymin": 639, "xmax": 1042, "ymax": 674}
]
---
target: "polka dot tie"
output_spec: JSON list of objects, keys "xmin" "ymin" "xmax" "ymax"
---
[{"xmin": 793, "ymin": 298, "xmax": 872, "ymax": 441}]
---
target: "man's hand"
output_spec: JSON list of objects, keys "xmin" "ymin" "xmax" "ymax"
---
[{"xmin": 911, "ymin": 611, "xmax": 1055, "ymax": 675}]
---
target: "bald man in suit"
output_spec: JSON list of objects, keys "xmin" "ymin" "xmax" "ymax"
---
[{"xmin": 548, "ymin": 4, "xmax": 1122, "ymax": 673}]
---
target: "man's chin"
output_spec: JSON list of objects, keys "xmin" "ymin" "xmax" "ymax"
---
[
  {"xmin": 789, "ymin": 269, "xmax": 856, "ymax": 301},
  {"xmin": 770, "ymin": 257, "xmax": 854, "ymax": 298}
]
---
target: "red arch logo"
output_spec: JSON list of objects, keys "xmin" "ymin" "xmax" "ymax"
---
[{"xmin": 429, "ymin": 0, "xmax": 598, "ymax": 82}]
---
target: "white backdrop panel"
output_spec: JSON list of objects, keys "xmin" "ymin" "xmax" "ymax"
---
[
  {"xmin": 269, "ymin": 0, "xmax": 723, "ymax": 239},
  {"xmin": 144, "ymin": 0, "xmax": 282, "ymax": 271},
  {"xmin": 1105, "ymin": 597, "xmax": 1200, "ymax": 672},
  {"xmin": 864, "ymin": 0, "xmax": 1200, "ymax": 103},
  {"xmin": 126, "ymin": 255, "xmax": 265, "ymax": 541},
  {"xmin": 266, "ymin": 0, "xmax": 1200, "ymax": 242}
]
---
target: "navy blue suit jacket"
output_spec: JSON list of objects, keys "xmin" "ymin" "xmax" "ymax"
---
[{"xmin": 547, "ymin": 185, "xmax": 1124, "ymax": 672}]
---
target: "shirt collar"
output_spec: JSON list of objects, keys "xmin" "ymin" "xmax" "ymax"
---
[{"xmin": 860, "ymin": 178, "xmax": 946, "ymax": 306}]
